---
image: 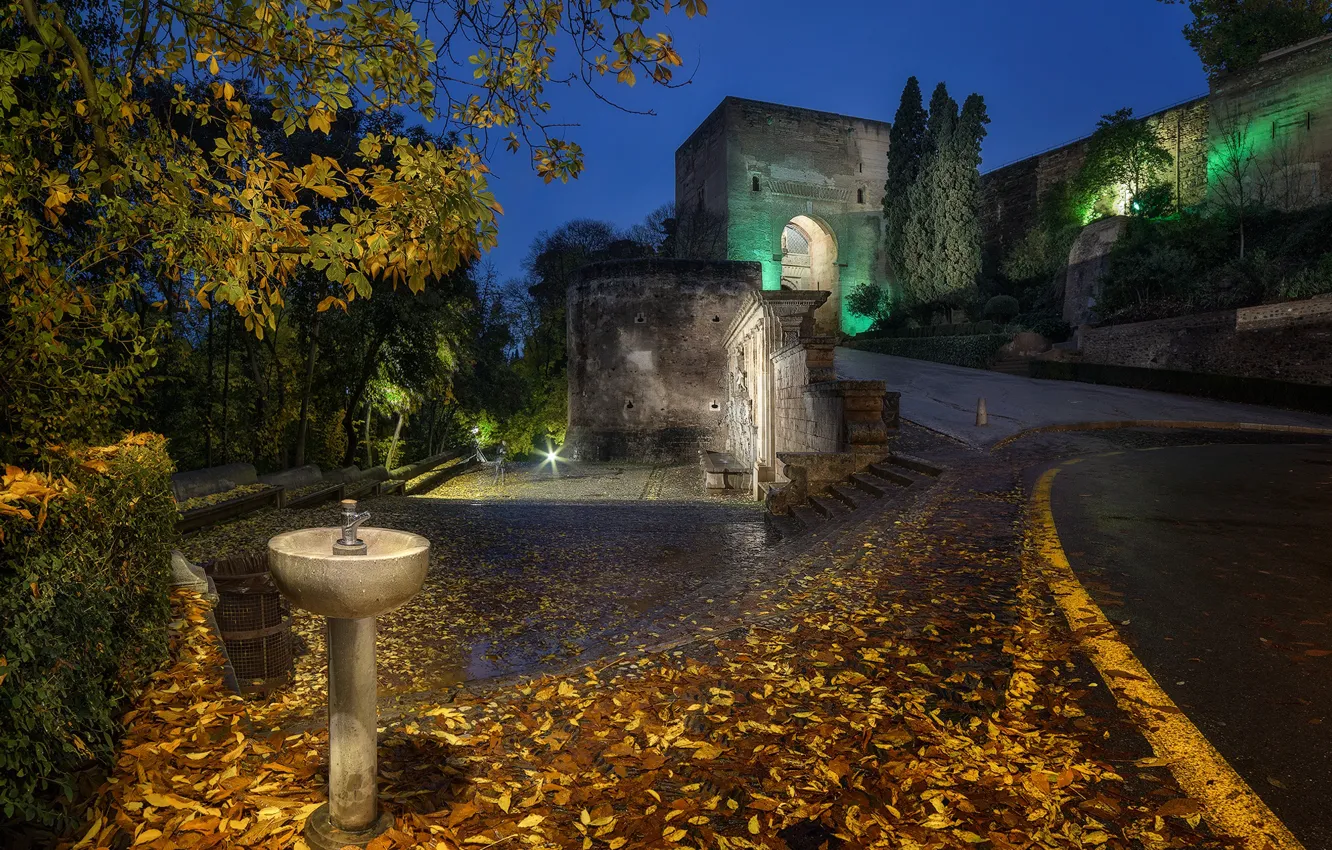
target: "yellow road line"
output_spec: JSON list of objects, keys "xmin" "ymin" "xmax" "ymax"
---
[{"xmin": 1030, "ymin": 466, "xmax": 1303, "ymax": 850}]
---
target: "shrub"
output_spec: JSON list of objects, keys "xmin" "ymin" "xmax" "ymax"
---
[
  {"xmin": 848, "ymin": 334, "xmax": 1012, "ymax": 370},
  {"xmin": 1278, "ymin": 253, "xmax": 1332, "ymax": 301},
  {"xmin": 0, "ymin": 434, "xmax": 176, "ymax": 829},
  {"xmin": 1131, "ymin": 183, "xmax": 1174, "ymax": 219},
  {"xmin": 982, "ymin": 295, "xmax": 1020, "ymax": 323}
]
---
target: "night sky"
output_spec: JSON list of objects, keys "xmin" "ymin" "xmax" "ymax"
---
[{"xmin": 478, "ymin": 0, "xmax": 1208, "ymax": 283}]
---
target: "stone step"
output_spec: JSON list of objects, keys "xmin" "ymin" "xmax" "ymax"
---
[
  {"xmin": 808, "ymin": 495, "xmax": 850, "ymax": 519},
  {"xmin": 885, "ymin": 453, "xmax": 944, "ymax": 478},
  {"xmin": 790, "ymin": 505, "xmax": 824, "ymax": 531},
  {"xmin": 849, "ymin": 473, "xmax": 890, "ymax": 498},
  {"xmin": 867, "ymin": 463, "xmax": 915, "ymax": 487},
  {"xmin": 829, "ymin": 484, "xmax": 867, "ymax": 510},
  {"xmin": 766, "ymin": 513, "xmax": 804, "ymax": 540},
  {"xmin": 991, "ymin": 358, "xmax": 1031, "ymax": 377}
]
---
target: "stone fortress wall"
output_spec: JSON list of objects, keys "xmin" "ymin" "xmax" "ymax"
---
[
  {"xmin": 565, "ymin": 258, "xmax": 760, "ymax": 463},
  {"xmin": 980, "ymin": 98, "xmax": 1211, "ymax": 260},
  {"xmin": 982, "ymin": 33, "xmax": 1332, "ymax": 262},
  {"xmin": 675, "ymin": 97, "xmax": 891, "ymax": 336}
]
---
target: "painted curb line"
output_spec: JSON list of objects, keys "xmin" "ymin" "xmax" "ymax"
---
[{"xmin": 1029, "ymin": 465, "xmax": 1304, "ymax": 850}]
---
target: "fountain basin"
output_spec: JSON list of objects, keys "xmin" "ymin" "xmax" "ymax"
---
[{"xmin": 267, "ymin": 527, "xmax": 429, "ymax": 619}]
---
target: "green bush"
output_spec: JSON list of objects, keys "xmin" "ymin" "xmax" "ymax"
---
[
  {"xmin": 1097, "ymin": 203, "xmax": 1332, "ymax": 324},
  {"xmin": 0, "ymin": 434, "xmax": 176, "ymax": 829},
  {"xmin": 983, "ymin": 295, "xmax": 1020, "ymax": 323},
  {"xmin": 848, "ymin": 334, "xmax": 1012, "ymax": 370},
  {"xmin": 1278, "ymin": 253, "xmax": 1332, "ymax": 301}
]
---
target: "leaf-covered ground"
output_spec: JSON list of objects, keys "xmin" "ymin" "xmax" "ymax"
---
[{"xmin": 58, "ymin": 440, "xmax": 1238, "ymax": 850}]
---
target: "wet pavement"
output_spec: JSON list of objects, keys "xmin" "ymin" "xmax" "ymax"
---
[
  {"xmin": 1048, "ymin": 443, "xmax": 1332, "ymax": 848},
  {"xmin": 183, "ymin": 462, "xmax": 779, "ymax": 700}
]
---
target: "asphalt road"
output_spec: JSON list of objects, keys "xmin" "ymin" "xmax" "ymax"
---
[
  {"xmin": 1049, "ymin": 442, "xmax": 1332, "ymax": 848},
  {"xmin": 835, "ymin": 348, "xmax": 1332, "ymax": 447}
]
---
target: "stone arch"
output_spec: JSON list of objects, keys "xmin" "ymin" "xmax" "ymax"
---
[{"xmin": 779, "ymin": 214, "xmax": 839, "ymax": 334}]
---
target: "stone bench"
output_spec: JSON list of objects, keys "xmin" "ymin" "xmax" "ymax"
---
[
  {"xmin": 172, "ymin": 462, "xmax": 258, "ymax": 502},
  {"xmin": 701, "ymin": 450, "xmax": 751, "ymax": 492}
]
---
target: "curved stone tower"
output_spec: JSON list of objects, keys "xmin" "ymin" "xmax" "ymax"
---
[{"xmin": 565, "ymin": 258, "xmax": 761, "ymax": 462}]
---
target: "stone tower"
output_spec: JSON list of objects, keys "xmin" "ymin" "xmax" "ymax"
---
[{"xmin": 675, "ymin": 97, "xmax": 892, "ymax": 336}]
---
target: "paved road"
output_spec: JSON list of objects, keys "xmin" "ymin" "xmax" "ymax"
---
[
  {"xmin": 1049, "ymin": 443, "xmax": 1332, "ymax": 848},
  {"xmin": 835, "ymin": 348, "xmax": 1332, "ymax": 447}
]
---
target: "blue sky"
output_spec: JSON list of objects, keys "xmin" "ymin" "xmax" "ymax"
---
[{"xmin": 478, "ymin": 0, "xmax": 1208, "ymax": 283}]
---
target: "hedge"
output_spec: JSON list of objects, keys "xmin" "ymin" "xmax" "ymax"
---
[
  {"xmin": 1030, "ymin": 360, "xmax": 1332, "ymax": 415},
  {"xmin": 0, "ymin": 433, "xmax": 176, "ymax": 829},
  {"xmin": 855, "ymin": 321, "xmax": 998, "ymax": 340},
  {"xmin": 847, "ymin": 334, "xmax": 1013, "ymax": 370}
]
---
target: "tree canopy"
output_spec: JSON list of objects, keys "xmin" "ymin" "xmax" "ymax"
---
[
  {"xmin": 901, "ymin": 83, "xmax": 989, "ymax": 313},
  {"xmin": 1076, "ymin": 108, "xmax": 1175, "ymax": 219},
  {"xmin": 0, "ymin": 0, "xmax": 705, "ymax": 458},
  {"xmin": 1161, "ymin": 0, "xmax": 1332, "ymax": 76}
]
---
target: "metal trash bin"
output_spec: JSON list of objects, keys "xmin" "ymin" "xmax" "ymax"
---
[{"xmin": 203, "ymin": 551, "xmax": 293, "ymax": 695}]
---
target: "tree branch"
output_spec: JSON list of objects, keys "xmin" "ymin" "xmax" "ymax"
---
[{"xmin": 20, "ymin": 0, "xmax": 111, "ymax": 170}]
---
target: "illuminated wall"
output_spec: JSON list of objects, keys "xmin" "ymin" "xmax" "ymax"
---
[
  {"xmin": 676, "ymin": 97, "xmax": 889, "ymax": 336},
  {"xmin": 978, "ymin": 98, "xmax": 1211, "ymax": 260},
  {"xmin": 980, "ymin": 33, "xmax": 1332, "ymax": 259},
  {"xmin": 1207, "ymin": 33, "xmax": 1332, "ymax": 211}
]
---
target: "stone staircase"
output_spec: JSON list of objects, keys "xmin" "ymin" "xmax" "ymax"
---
[
  {"xmin": 990, "ymin": 355, "xmax": 1033, "ymax": 377},
  {"xmin": 767, "ymin": 452, "xmax": 945, "ymax": 539}
]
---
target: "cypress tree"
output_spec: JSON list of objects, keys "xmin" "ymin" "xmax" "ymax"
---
[
  {"xmin": 936, "ymin": 93, "xmax": 990, "ymax": 309},
  {"xmin": 884, "ymin": 77, "xmax": 928, "ymax": 283},
  {"xmin": 902, "ymin": 83, "xmax": 957, "ymax": 309}
]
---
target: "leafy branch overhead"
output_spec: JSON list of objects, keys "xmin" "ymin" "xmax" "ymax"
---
[
  {"xmin": 6, "ymin": 0, "xmax": 698, "ymax": 326},
  {"xmin": 0, "ymin": 0, "xmax": 703, "ymax": 456}
]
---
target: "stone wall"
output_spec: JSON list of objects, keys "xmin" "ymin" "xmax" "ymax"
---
[
  {"xmin": 676, "ymin": 97, "xmax": 891, "ymax": 335},
  {"xmin": 983, "ymin": 35, "xmax": 1332, "ymax": 261},
  {"xmin": 1063, "ymin": 216, "xmax": 1129, "ymax": 327},
  {"xmin": 565, "ymin": 258, "xmax": 761, "ymax": 462},
  {"xmin": 979, "ymin": 97, "xmax": 1210, "ymax": 260},
  {"xmin": 772, "ymin": 340, "xmax": 837, "ymax": 454},
  {"xmin": 1079, "ymin": 298, "xmax": 1332, "ymax": 386},
  {"xmin": 1210, "ymin": 34, "xmax": 1332, "ymax": 211}
]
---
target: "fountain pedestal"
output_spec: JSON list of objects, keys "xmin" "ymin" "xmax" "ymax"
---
[{"xmin": 267, "ymin": 526, "xmax": 429, "ymax": 849}]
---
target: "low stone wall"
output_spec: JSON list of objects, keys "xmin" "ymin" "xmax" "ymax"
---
[
  {"xmin": 1080, "ymin": 299, "xmax": 1332, "ymax": 386},
  {"xmin": 772, "ymin": 339, "xmax": 836, "ymax": 453},
  {"xmin": 171, "ymin": 462, "xmax": 258, "ymax": 502}
]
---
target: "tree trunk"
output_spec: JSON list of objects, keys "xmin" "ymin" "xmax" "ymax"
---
[
  {"xmin": 205, "ymin": 310, "xmax": 215, "ymax": 467},
  {"xmin": 387, "ymin": 411, "xmax": 404, "ymax": 471},
  {"xmin": 294, "ymin": 313, "xmax": 321, "ymax": 467},
  {"xmin": 423, "ymin": 399, "xmax": 437, "ymax": 462},
  {"xmin": 263, "ymin": 332, "xmax": 288, "ymax": 468},
  {"xmin": 339, "ymin": 332, "xmax": 387, "ymax": 467},
  {"xmin": 363, "ymin": 400, "xmax": 374, "ymax": 468},
  {"xmin": 244, "ymin": 333, "xmax": 268, "ymax": 467},
  {"xmin": 220, "ymin": 309, "xmax": 233, "ymax": 464}
]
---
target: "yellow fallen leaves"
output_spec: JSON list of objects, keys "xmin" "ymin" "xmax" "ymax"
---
[{"xmin": 63, "ymin": 461, "xmax": 1233, "ymax": 850}]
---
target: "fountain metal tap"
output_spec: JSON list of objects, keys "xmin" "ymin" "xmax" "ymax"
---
[{"xmin": 336, "ymin": 500, "xmax": 370, "ymax": 554}]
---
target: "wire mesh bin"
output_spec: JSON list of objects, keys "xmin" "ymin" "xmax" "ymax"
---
[{"xmin": 203, "ymin": 551, "xmax": 293, "ymax": 695}]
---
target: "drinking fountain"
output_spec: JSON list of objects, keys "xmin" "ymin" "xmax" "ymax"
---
[{"xmin": 268, "ymin": 500, "xmax": 429, "ymax": 849}]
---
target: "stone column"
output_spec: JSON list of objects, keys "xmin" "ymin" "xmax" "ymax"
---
[{"xmin": 327, "ymin": 617, "xmax": 379, "ymax": 830}]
